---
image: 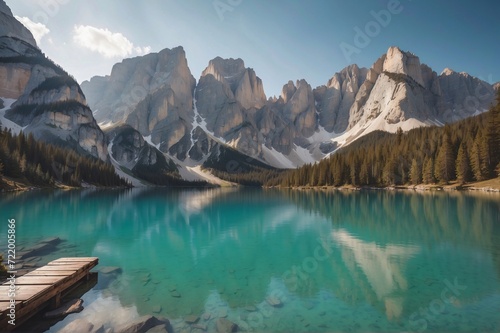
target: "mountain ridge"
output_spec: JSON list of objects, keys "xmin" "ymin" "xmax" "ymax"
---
[{"xmin": 82, "ymin": 45, "xmax": 496, "ymax": 172}]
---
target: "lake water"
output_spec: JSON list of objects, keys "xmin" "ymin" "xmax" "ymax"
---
[{"xmin": 1, "ymin": 188, "xmax": 499, "ymax": 332}]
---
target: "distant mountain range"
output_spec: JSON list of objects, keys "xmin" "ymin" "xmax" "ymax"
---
[{"xmin": 0, "ymin": 0, "xmax": 497, "ymax": 185}]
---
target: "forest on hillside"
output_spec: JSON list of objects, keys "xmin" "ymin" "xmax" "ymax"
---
[
  {"xmin": 207, "ymin": 91, "xmax": 500, "ymax": 188},
  {"xmin": 268, "ymin": 91, "xmax": 500, "ymax": 188},
  {"xmin": 0, "ymin": 128, "xmax": 128, "ymax": 189}
]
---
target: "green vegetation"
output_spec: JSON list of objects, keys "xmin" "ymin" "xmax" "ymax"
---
[
  {"xmin": 203, "ymin": 145, "xmax": 279, "ymax": 186},
  {"xmin": 7, "ymin": 100, "xmax": 91, "ymax": 126},
  {"xmin": 268, "ymin": 90, "xmax": 500, "ymax": 188},
  {"xmin": 0, "ymin": 53, "xmax": 68, "ymax": 76},
  {"xmin": 31, "ymin": 76, "xmax": 84, "ymax": 96},
  {"xmin": 0, "ymin": 128, "xmax": 129, "ymax": 189},
  {"xmin": 132, "ymin": 151, "xmax": 210, "ymax": 187},
  {"xmin": 382, "ymin": 71, "xmax": 424, "ymax": 89}
]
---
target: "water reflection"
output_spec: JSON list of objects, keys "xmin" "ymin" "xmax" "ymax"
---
[{"xmin": 332, "ymin": 229, "xmax": 420, "ymax": 320}]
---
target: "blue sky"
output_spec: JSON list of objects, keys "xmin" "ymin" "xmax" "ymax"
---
[{"xmin": 7, "ymin": 0, "xmax": 500, "ymax": 97}]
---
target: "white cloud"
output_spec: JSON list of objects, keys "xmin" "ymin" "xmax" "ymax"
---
[
  {"xmin": 15, "ymin": 16, "xmax": 50, "ymax": 44},
  {"xmin": 73, "ymin": 25, "xmax": 151, "ymax": 58}
]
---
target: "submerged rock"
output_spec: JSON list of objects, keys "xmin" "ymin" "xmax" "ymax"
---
[
  {"xmin": 115, "ymin": 315, "xmax": 167, "ymax": 333},
  {"xmin": 185, "ymin": 315, "xmax": 199, "ymax": 324},
  {"xmin": 216, "ymin": 318, "xmax": 238, "ymax": 333},
  {"xmin": 244, "ymin": 305, "xmax": 257, "ymax": 312},
  {"xmin": 192, "ymin": 323, "xmax": 207, "ymax": 330},
  {"xmin": 39, "ymin": 237, "xmax": 62, "ymax": 245},
  {"xmin": 44, "ymin": 299, "xmax": 83, "ymax": 319},
  {"xmin": 58, "ymin": 318, "xmax": 104, "ymax": 333},
  {"xmin": 100, "ymin": 266, "xmax": 123, "ymax": 274},
  {"xmin": 266, "ymin": 296, "xmax": 283, "ymax": 307},
  {"xmin": 144, "ymin": 324, "xmax": 168, "ymax": 333}
]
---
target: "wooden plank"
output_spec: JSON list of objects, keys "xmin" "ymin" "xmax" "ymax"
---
[
  {"xmin": 10, "ymin": 276, "xmax": 68, "ymax": 285},
  {"xmin": 47, "ymin": 262, "xmax": 93, "ymax": 266},
  {"xmin": 0, "ymin": 301, "xmax": 21, "ymax": 312},
  {"xmin": 22, "ymin": 270, "xmax": 78, "ymax": 276},
  {"xmin": 49, "ymin": 257, "xmax": 98, "ymax": 263},
  {"xmin": 0, "ymin": 285, "xmax": 51, "ymax": 302},
  {"xmin": 29, "ymin": 265, "xmax": 82, "ymax": 271}
]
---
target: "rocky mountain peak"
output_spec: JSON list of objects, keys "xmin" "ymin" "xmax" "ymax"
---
[
  {"xmin": 281, "ymin": 80, "xmax": 297, "ymax": 103},
  {"xmin": 441, "ymin": 68, "xmax": 455, "ymax": 76},
  {"xmin": 202, "ymin": 57, "xmax": 246, "ymax": 85},
  {"xmin": 200, "ymin": 56, "xmax": 266, "ymax": 110},
  {"xmin": 383, "ymin": 46, "xmax": 424, "ymax": 86},
  {"xmin": 0, "ymin": 0, "xmax": 12, "ymax": 15},
  {"xmin": 0, "ymin": 0, "xmax": 37, "ymax": 47}
]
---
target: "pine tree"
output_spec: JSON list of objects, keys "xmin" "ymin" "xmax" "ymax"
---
[
  {"xmin": 410, "ymin": 158, "xmax": 421, "ymax": 185},
  {"xmin": 456, "ymin": 143, "xmax": 472, "ymax": 184},
  {"xmin": 359, "ymin": 160, "xmax": 370, "ymax": 185},
  {"xmin": 333, "ymin": 157, "xmax": 344, "ymax": 186},
  {"xmin": 19, "ymin": 154, "xmax": 27, "ymax": 173},
  {"xmin": 422, "ymin": 157, "xmax": 434, "ymax": 184},
  {"xmin": 350, "ymin": 161, "xmax": 359, "ymax": 186},
  {"xmin": 471, "ymin": 131, "xmax": 487, "ymax": 181},
  {"xmin": 318, "ymin": 161, "xmax": 328, "ymax": 186},
  {"xmin": 396, "ymin": 127, "xmax": 403, "ymax": 145},
  {"xmin": 434, "ymin": 133, "xmax": 455, "ymax": 183},
  {"xmin": 383, "ymin": 156, "xmax": 398, "ymax": 185},
  {"xmin": 484, "ymin": 92, "xmax": 500, "ymax": 175}
]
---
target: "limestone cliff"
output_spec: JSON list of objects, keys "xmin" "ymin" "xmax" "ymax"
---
[{"xmin": 0, "ymin": 0, "xmax": 108, "ymax": 160}]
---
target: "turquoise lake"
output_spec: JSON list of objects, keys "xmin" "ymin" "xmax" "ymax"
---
[{"xmin": 1, "ymin": 188, "xmax": 499, "ymax": 332}]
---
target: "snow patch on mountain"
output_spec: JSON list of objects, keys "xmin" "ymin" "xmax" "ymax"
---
[
  {"xmin": 0, "ymin": 97, "xmax": 28, "ymax": 135},
  {"xmin": 107, "ymin": 140, "xmax": 148, "ymax": 187}
]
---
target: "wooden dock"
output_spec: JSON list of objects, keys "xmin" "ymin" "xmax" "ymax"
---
[{"xmin": 0, "ymin": 257, "xmax": 98, "ymax": 331}]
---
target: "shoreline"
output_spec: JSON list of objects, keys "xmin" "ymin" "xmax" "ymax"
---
[
  {"xmin": 3, "ymin": 176, "xmax": 500, "ymax": 194},
  {"xmin": 265, "ymin": 178, "xmax": 500, "ymax": 193}
]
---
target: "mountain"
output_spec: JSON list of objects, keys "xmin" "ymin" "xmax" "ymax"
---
[
  {"xmin": 0, "ymin": 0, "xmax": 107, "ymax": 160},
  {"xmin": 268, "ymin": 98, "xmax": 500, "ymax": 188},
  {"xmin": 83, "ymin": 46, "xmax": 497, "ymax": 171},
  {"xmin": 0, "ymin": 1, "xmax": 36, "ymax": 47}
]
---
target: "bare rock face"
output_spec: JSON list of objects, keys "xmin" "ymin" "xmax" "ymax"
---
[
  {"xmin": 494, "ymin": 82, "xmax": 500, "ymax": 92},
  {"xmin": 0, "ymin": 0, "xmax": 108, "ymax": 161},
  {"xmin": 188, "ymin": 126, "xmax": 218, "ymax": 161},
  {"xmin": 314, "ymin": 64, "xmax": 368, "ymax": 133},
  {"xmin": 194, "ymin": 57, "xmax": 268, "ymax": 158},
  {"xmin": 383, "ymin": 46, "xmax": 424, "ymax": 86},
  {"xmin": 82, "ymin": 47, "xmax": 196, "ymax": 160},
  {"xmin": 82, "ymin": 47, "xmax": 195, "ymax": 125},
  {"xmin": 438, "ymin": 68, "xmax": 496, "ymax": 121},
  {"xmin": 281, "ymin": 79, "xmax": 317, "ymax": 137},
  {"xmin": 0, "ymin": 64, "xmax": 31, "ymax": 98},
  {"xmin": 196, "ymin": 57, "xmax": 266, "ymax": 141},
  {"xmin": 0, "ymin": 0, "xmax": 37, "ymax": 47},
  {"xmin": 202, "ymin": 57, "xmax": 266, "ymax": 109},
  {"xmin": 107, "ymin": 125, "xmax": 177, "ymax": 175}
]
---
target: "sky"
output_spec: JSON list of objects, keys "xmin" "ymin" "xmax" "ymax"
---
[{"xmin": 7, "ymin": 0, "xmax": 500, "ymax": 97}]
